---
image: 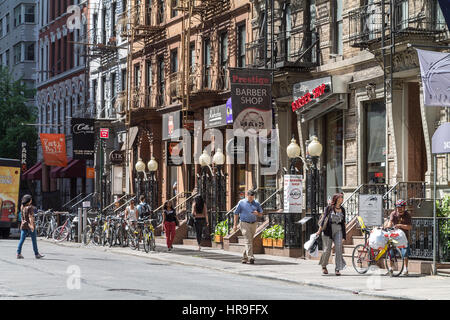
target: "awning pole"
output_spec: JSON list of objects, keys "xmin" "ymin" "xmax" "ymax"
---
[{"xmin": 433, "ymin": 154, "xmax": 437, "ymax": 275}]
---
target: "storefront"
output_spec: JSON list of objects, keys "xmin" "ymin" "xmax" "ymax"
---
[{"xmin": 293, "ymin": 75, "xmax": 352, "ymax": 200}]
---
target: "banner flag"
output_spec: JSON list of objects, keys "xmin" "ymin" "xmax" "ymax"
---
[
  {"xmin": 416, "ymin": 49, "xmax": 450, "ymax": 107},
  {"xmin": 71, "ymin": 118, "xmax": 95, "ymax": 160},
  {"xmin": 40, "ymin": 133, "xmax": 68, "ymax": 167}
]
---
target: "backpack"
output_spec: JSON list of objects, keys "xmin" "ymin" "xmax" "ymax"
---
[{"xmin": 139, "ymin": 203, "xmax": 151, "ymax": 218}]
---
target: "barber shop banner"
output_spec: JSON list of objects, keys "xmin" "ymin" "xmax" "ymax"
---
[
  {"xmin": 40, "ymin": 133, "xmax": 68, "ymax": 167},
  {"xmin": 417, "ymin": 49, "xmax": 450, "ymax": 107},
  {"xmin": 229, "ymin": 68, "xmax": 272, "ymax": 133},
  {"xmin": 71, "ymin": 118, "xmax": 95, "ymax": 160},
  {"xmin": 438, "ymin": 0, "xmax": 450, "ymax": 30}
]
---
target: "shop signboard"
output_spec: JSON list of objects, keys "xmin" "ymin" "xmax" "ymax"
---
[
  {"xmin": 284, "ymin": 175, "xmax": 303, "ymax": 213},
  {"xmin": 109, "ymin": 150, "xmax": 124, "ymax": 165},
  {"xmin": 71, "ymin": 118, "xmax": 95, "ymax": 160},
  {"xmin": 20, "ymin": 141, "xmax": 27, "ymax": 173},
  {"xmin": 358, "ymin": 194, "xmax": 383, "ymax": 227},
  {"xmin": 292, "ymin": 77, "xmax": 332, "ymax": 112},
  {"xmin": 417, "ymin": 49, "xmax": 450, "ymax": 107},
  {"xmin": 229, "ymin": 68, "xmax": 272, "ymax": 133},
  {"xmin": 204, "ymin": 103, "xmax": 228, "ymax": 129}
]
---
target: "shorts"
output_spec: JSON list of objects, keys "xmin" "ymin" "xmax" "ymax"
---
[{"xmin": 400, "ymin": 245, "xmax": 411, "ymax": 258}]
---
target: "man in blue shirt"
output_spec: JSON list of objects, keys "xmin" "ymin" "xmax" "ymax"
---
[{"xmin": 232, "ymin": 190, "xmax": 263, "ymax": 264}]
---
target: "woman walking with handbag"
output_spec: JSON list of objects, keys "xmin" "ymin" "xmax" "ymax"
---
[
  {"xmin": 162, "ymin": 200, "xmax": 178, "ymax": 251},
  {"xmin": 316, "ymin": 193, "xmax": 346, "ymax": 276},
  {"xmin": 192, "ymin": 195, "xmax": 209, "ymax": 251},
  {"xmin": 16, "ymin": 195, "xmax": 44, "ymax": 259}
]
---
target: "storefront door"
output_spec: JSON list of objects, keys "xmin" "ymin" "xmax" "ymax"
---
[
  {"xmin": 364, "ymin": 100, "xmax": 386, "ymax": 184},
  {"xmin": 325, "ymin": 110, "xmax": 344, "ymax": 200}
]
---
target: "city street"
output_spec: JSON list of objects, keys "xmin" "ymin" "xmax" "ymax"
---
[{"xmin": 1, "ymin": 239, "xmax": 381, "ymax": 300}]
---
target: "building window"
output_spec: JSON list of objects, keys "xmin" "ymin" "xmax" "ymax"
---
[
  {"xmin": 102, "ymin": 8, "xmax": 107, "ymax": 44},
  {"xmin": 203, "ymin": 38, "xmax": 211, "ymax": 88},
  {"xmin": 25, "ymin": 4, "xmax": 35, "ymax": 23},
  {"xmin": 93, "ymin": 13, "xmax": 98, "ymax": 44},
  {"xmin": 134, "ymin": 64, "xmax": 141, "ymax": 89},
  {"xmin": 170, "ymin": 49, "xmax": 178, "ymax": 73},
  {"xmin": 101, "ymin": 76, "xmax": 106, "ymax": 118},
  {"xmin": 111, "ymin": 72, "xmax": 116, "ymax": 114},
  {"xmin": 158, "ymin": 0, "xmax": 165, "ymax": 24},
  {"xmin": 25, "ymin": 43, "xmax": 35, "ymax": 61},
  {"xmin": 92, "ymin": 79, "xmax": 97, "ymax": 108},
  {"xmin": 14, "ymin": 6, "xmax": 22, "ymax": 27},
  {"xmin": 146, "ymin": 60, "xmax": 152, "ymax": 107},
  {"xmin": 219, "ymin": 32, "xmax": 228, "ymax": 89},
  {"xmin": 237, "ymin": 24, "xmax": 246, "ymax": 67},
  {"xmin": 0, "ymin": 18, "xmax": 3, "ymax": 37},
  {"xmin": 364, "ymin": 100, "xmax": 386, "ymax": 184},
  {"xmin": 111, "ymin": 2, "xmax": 117, "ymax": 37},
  {"xmin": 157, "ymin": 55, "xmax": 165, "ymax": 105},
  {"xmin": 14, "ymin": 43, "xmax": 21, "ymax": 64},
  {"xmin": 121, "ymin": 68, "xmax": 127, "ymax": 91},
  {"xmin": 5, "ymin": 49, "xmax": 10, "ymax": 67},
  {"xmin": 334, "ymin": 0, "xmax": 343, "ymax": 55},
  {"xmin": 189, "ymin": 42, "xmax": 195, "ymax": 73},
  {"xmin": 171, "ymin": 0, "xmax": 178, "ymax": 18},
  {"xmin": 6, "ymin": 14, "xmax": 10, "ymax": 33}
]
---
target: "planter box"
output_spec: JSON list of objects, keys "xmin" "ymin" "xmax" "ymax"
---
[
  {"xmin": 214, "ymin": 235, "xmax": 223, "ymax": 243},
  {"xmin": 262, "ymin": 238, "xmax": 273, "ymax": 247},
  {"xmin": 273, "ymin": 239, "xmax": 284, "ymax": 248}
]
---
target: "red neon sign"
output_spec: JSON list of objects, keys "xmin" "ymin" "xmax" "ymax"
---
[{"xmin": 292, "ymin": 83, "xmax": 329, "ymax": 112}]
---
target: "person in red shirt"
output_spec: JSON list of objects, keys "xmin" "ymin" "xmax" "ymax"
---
[{"xmin": 387, "ymin": 199, "xmax": 412, "ymax": 276}]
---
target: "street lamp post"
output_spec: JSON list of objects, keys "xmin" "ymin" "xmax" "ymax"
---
[
  {"xmin": 147, "ymin": 157, "xmax": 158, "ymax": 211},
  {"xmin": 212, "ymin": 148, "xmax": 226, "ymax": 232},
  {"xmin": 306, "ymin": 136, "xmax": 323, "ymax": 217},
  {"xmin": 135, "ymin": 158, "xmax": 146, "ymax": 201}
]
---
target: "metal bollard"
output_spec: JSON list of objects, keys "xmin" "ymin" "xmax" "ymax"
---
[{"xmin": 78, "ymin": 207, "xmax": 82, "ymax": 243}]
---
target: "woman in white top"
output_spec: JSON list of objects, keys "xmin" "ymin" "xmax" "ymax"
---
[{"xmin": 125, "ymin": 199, "xmax": 138, "ymax": 227}]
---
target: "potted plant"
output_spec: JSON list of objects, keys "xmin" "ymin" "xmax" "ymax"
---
[
  {"xmin": 261, "ymin": 228, "xmax": 273, "ymax": 247},
  {"xmin": 272, "ymin": 224, "xmax": 284, "ymax": 248},
  {"xmin": 214, "ymin": 220, "xmax": 228, "ymax": 243}
]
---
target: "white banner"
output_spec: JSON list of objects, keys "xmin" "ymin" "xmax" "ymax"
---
[
  {"xmin": 417, "ymin": 49, "xmax": 450, "ymax": 107},
  {"xmin": 283, "ymin": 175, "xmax": 303, "ymax": 213}
]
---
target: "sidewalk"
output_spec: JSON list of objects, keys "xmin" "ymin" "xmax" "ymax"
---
[{"xmin": 39, "ymin": 238, "xmax": 450, "ymax": 300}]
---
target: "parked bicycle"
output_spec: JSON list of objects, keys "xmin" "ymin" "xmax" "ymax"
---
[
  {"xmin": 352, "ymin": 216, "xmax": 405, "ymax": 277},
  {"xmin": 132, "ymin": 217, "xmax": 156, "ymax": 253},
  {"xmin": 52, "ymin": 213, "xmax": 77, "ymax": 242}
]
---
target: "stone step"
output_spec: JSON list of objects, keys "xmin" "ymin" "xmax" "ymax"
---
[
  {"xmin": 343, "ymin": 245, "xmax": 356, "ymax": 255},
  {"xmin": 237, "ymin": 236, "xmax": 246, "ymax": 244},
  {"xmin": 182, "ymin": 238, "xmax": 212, "ymax": 247},
  {"xmin": 352, "ymin": 236, "xmax": 366, "ymax": 246},
  {"xmin": 227, "ymin": 242, "xmax": 245, "ymax": 253}
]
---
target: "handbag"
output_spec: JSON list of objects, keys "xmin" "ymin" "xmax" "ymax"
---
[{"xmin": 187, "ymin": 214, "xmax": 195, "ymax": 227}]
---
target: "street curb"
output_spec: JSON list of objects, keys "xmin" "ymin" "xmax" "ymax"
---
[{"xmin": 39, "ymin": 238, "xmax": 415, "ymax": 300}]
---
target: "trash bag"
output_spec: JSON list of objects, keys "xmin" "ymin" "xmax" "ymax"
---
[
  {"xmin": 369, "ymin": 228, "xmax": 388, "ymax": 250},
  {"xmin": 304, "ymin": 233, "xmax": 319, "ymax": 257},
  {"xmin": 385, "ymin": 228, "xmax": 408, "ymax": 248}
]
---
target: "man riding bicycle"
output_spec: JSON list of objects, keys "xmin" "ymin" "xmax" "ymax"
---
[{"xmin": 387, "ymin": 199, "xmax": 412, "ymax": 276}]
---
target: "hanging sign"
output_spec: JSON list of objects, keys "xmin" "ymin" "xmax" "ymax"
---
[
  {"xmin": 20, "ymin": 141, "xmax": 28, "ymax": 173},
  {"xmin": 432, "ymin": 122, "xmax": 450, "ymax": 154},
  {"xmin": 100, "ymin": 128, "xmax": 109, "ymax": 139},
  {"xmin": 40, "ymin": 133, "xmax": 68, "ymax": 167},
  {"xmin": 284, "ymin": 175, "xmax": 303, "ymax": 213},
  {"xmin": 292, "ymin": 77, "xmax": 332, "ymax": 112},
  {"xmin": 72, "ymin": 118, "xmax": 95, "ymax": 160},
  {"xmin": 417, "ymin": 49, "xmax": 450, "ymax": 107},
  {"xmin": 229, "ymin": 68, "xmax": 272, "ymax": 133}
]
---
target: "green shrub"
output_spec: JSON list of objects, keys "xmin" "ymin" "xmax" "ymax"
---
[{"xmin": 214, "ymin": 220, "xmax": 228, "ymax": 237}]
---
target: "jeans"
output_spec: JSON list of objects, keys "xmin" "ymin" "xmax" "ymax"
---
[{"xmin": 17, "ymin": 229, "xmax": 39, "ymax": 256}]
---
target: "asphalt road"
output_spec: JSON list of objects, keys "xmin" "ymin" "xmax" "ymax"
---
[{"xmin": 0, "ymin": 239, "xmax": 382, "ymax": 300}]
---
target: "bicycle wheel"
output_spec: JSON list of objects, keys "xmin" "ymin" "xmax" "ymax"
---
[
  {"xmin": 92, "ymin": 227, "xmax": 102, "ymax": 246},
  {"xmin": 53, "ymin": 226, "xmax": 69, "ymax": 242},
  {"xmin": 41, "ymin": 222, "xmax": 50, "ymax": 238},
  {"xmin": 108, "ymin": 227, "xmax": 114, "ymax": 247},
  {"xmin": 143, "ymin": 230, "xmax": 150, "ymax": 253},
  {"xmin": 352, "ymin": 244, "xmax": 372, "ymax": 274},
  {"xmin": 45, "ymin": 222, "xmax": 54, "ymax": 239},
  {"xmin": 128, "ymin": 230, "xmax": 138, "ymax": 250},
  {"xmin": 149, "ymin": 230, "xmax": 156, "ymax": 251},
  {"xmin": 82, "ymin": 226, "xmax": 92, "ymax": 245},
  {"xmin": 384, "ymin": 246, "xmax": 404, "ymax": 277}
]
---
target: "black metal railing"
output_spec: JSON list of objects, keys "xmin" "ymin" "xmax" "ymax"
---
[
  {"xmin": 274, "ymin": 31, "xmax": 319, "ymax": 66},
  {"xmin": 343, "ymin": 184, "xmax": 389, "ymax": 223},
  {"xmin": 410, "ymin": 217, "xmax": 450, "ymax": 262},
  {"xmin": 383, "ymin": 181, "xmax": 426, "ymax": 213},
  {"xmin": 348, "ymin": 0, "xmax": 448, "ymax": 48}
]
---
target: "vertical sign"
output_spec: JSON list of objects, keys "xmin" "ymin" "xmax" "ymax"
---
[
  {"xmin": 284, "ymin": 175, "xmax": 303, "ymax": 213},
  {"xmin": 229, "ymin": 68, "xmax": 272, "ymax": 133},
  {"xmin": 40, "ymin": 133, "xmax": 68, "ymax": 167},
  {"xmin": 71, "ymin": 118, "xmax": 95, "ymax": 160},
  {"xmin": 20, "ymin": 141, "xmax": 27, "ymax": 173},
  {"xmin": 100, "ymin": 128, "xmax": 109, "ymax": 139}
]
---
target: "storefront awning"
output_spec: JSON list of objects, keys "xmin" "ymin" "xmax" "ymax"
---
[
  {"xmin": 60, "ymin": 159, "xmax": 86, "ymax": 178},
  {"xmin": 50, "ymin": 159, "xmax": 70, "ymax": 178},
  {"xmin": 22, "ymin": 162, "xmax": 42, "ymax": 180}
]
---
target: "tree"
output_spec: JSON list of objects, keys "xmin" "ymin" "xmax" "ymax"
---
[{"xmin": 0, "ymin": 66, "xmax": 37, "ymax": 165}]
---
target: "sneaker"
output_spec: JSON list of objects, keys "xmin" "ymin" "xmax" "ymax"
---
[
  {"xmin": 403, "ymin": 270, "xmax": 409, "ymax": 276},
  {"xmin": 249, "ymin": 259, "xmax": 255, "ymax": 265},
  {"xmin": 17, "ymin": 254, "xmax": 24, "ymax": 259},
  {"xmin": 35, "ymin": 254, "xmax": 44, "ymax": 259},
  {"xmin": 386, "ymin": 269, "xmax": 393, "ymax": 276},
  {"xmin": 168, "ymin": 247, "xmax": 172, "ymax": 252},
  {"xmin": 241, "ymin": 259, "xmax": 248, "ymax": 264}
]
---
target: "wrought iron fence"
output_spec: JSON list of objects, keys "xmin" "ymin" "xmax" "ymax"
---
[
  {"xmin": 410, "ymin": 217, "xmax": 450, "ymax": 262},
  {"xmin": 343, "ymin": 184, "xmax": 388, "ymax": 223},
  {"xmin": 383, "ymin": 181, "xmax": 426, "ymax": 213}
]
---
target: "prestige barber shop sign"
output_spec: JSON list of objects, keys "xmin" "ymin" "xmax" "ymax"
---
[{"xmin": 229, "ymin": 68, "xmax": 272, "ymax": 132}]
